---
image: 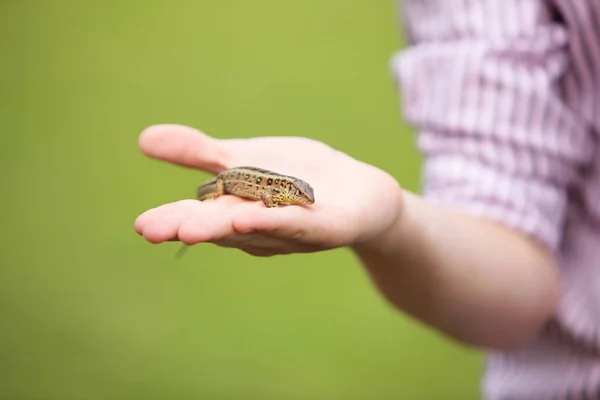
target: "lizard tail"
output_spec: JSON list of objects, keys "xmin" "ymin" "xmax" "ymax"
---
[
  {"xmin": 196, "ymin": 177, "xmax": 218, "ymax": 200},
  {"xmin": 176, "ymin": 243, "xmax": 188, "ymax": 259}
]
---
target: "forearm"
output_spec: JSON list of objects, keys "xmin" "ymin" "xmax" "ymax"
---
[{"xmin": 352, "ymin": 190, "xmax": 560, "ymax": 350}]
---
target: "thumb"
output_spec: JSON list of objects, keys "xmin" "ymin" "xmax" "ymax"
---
[{"xmin": 138, "ymin": 124, "xmax": 233, "ymax": 174}]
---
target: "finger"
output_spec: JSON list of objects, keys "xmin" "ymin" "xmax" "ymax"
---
[
  {"xmin": 135, "ymin": 200, "xmax": 198, "ymax": 243},
  {"xmin": 232, "ymin": 205, "xmax": 317, "ymax": 241},
  {"xmin": 138, "ymin": 124, "xmax": 233, "ymax": 173},
  {"xmin": 138, "ymin": 196, "xmax": 262, "ymax": 245},
  {"xmin": 208, "ymin": 237, "xmax": 277, "ymax": 257},
  {"xmin": 134, "ymin": 201, "xmax": 186, "ymax": 236},
  {"xmin": 233, "ymin": 203, "xmax": 351, "ymax": 247},
  {"xmin": 141, "ymin": 215, "xmax": 182, "ymax": 244},
  {"xmin": 212, "ymin": 234, "xmax": 320, "ymax": 255},
  {"xmin": 239, "ymin": 246, "xmax": 277, "ymax": 257},
  {"xmin": 177, "ymin": 205, "xmax": 234, "ymax": 245}
]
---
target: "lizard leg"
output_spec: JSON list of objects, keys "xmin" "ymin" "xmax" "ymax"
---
[
  {"xmin": 198, "ymin": 193, "xmax": 219, "ymax": 201},
  {"xmin": 260, "ymin": 193, "xmax": 279, "ymax": 208}
]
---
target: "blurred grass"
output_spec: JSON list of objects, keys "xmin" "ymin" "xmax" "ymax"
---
[{"xmin": 0, "ymin": 1, "xmax": 483, "ymax": 399}]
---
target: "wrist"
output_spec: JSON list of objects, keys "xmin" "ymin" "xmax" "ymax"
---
[{"xmin": 350, "ymin": 187, "xmax": 415, "ymax": 258}]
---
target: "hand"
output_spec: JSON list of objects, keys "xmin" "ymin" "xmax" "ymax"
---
[{"xmin": 134, "ymin": 124, "xmax": 404, "ymax": 256}]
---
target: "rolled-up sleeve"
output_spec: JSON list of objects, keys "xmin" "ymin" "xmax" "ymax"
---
[{"xmin": 391, "ymin": 0, "xmax": 595, "ymax": 252}]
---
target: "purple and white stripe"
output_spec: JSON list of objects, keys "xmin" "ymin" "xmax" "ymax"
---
[{"xmin": 391, "ymin": 0, "xmax": 600, "ymax": 398}]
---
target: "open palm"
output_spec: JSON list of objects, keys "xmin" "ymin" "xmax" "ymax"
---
[{"xmin": 134, "ymin": 124, "xmax": 404, "ymax": 256}]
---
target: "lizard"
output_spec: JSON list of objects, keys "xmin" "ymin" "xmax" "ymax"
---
[
  {"xmin": 176, "ymin": 166, "xmax": 316, "ymax": 258},
  {"xmin": 196, "ymin": 166, "xmax": 315, "ymax": 207}
]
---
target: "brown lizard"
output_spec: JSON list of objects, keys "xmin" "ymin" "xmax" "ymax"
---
[{"xmin": 196, "ymin": 166, "xmax": 315, "ymax": 207}]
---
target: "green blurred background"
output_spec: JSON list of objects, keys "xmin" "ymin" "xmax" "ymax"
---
[{"xmin": 1, "ymin": 1, "xmax": 483, "ymax": 399}]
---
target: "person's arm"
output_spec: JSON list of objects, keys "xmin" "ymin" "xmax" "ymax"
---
[
  {"xmin": 353, "ymin": 190, "xmax": 560, "ymax": 349},
  {"xmin": 353, "ymin": 0, "xmax": 594, "ymax": 349}
]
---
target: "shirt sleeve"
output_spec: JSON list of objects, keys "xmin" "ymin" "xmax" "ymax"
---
[{"xmin": 391, "ymin": 0, "xmax": 595, "ymax": 253}]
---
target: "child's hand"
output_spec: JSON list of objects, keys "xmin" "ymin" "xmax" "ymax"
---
[{"xmin": 134, "ymin": 124, "xmax": 404, "ymax": 256}]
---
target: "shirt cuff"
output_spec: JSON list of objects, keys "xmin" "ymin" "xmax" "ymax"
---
[{"xmin": 421, "ymin": 153, "xmax": 567, "ymax": 253}]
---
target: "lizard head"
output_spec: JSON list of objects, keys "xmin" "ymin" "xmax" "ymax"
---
[{"xmin": 288, "ymin": 179, "xmax": 315, "ymax": 205}]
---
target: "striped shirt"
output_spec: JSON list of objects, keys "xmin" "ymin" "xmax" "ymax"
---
[{"xmin": 390, "ymin": 0, "xmax": 600, "ymax": 399}]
